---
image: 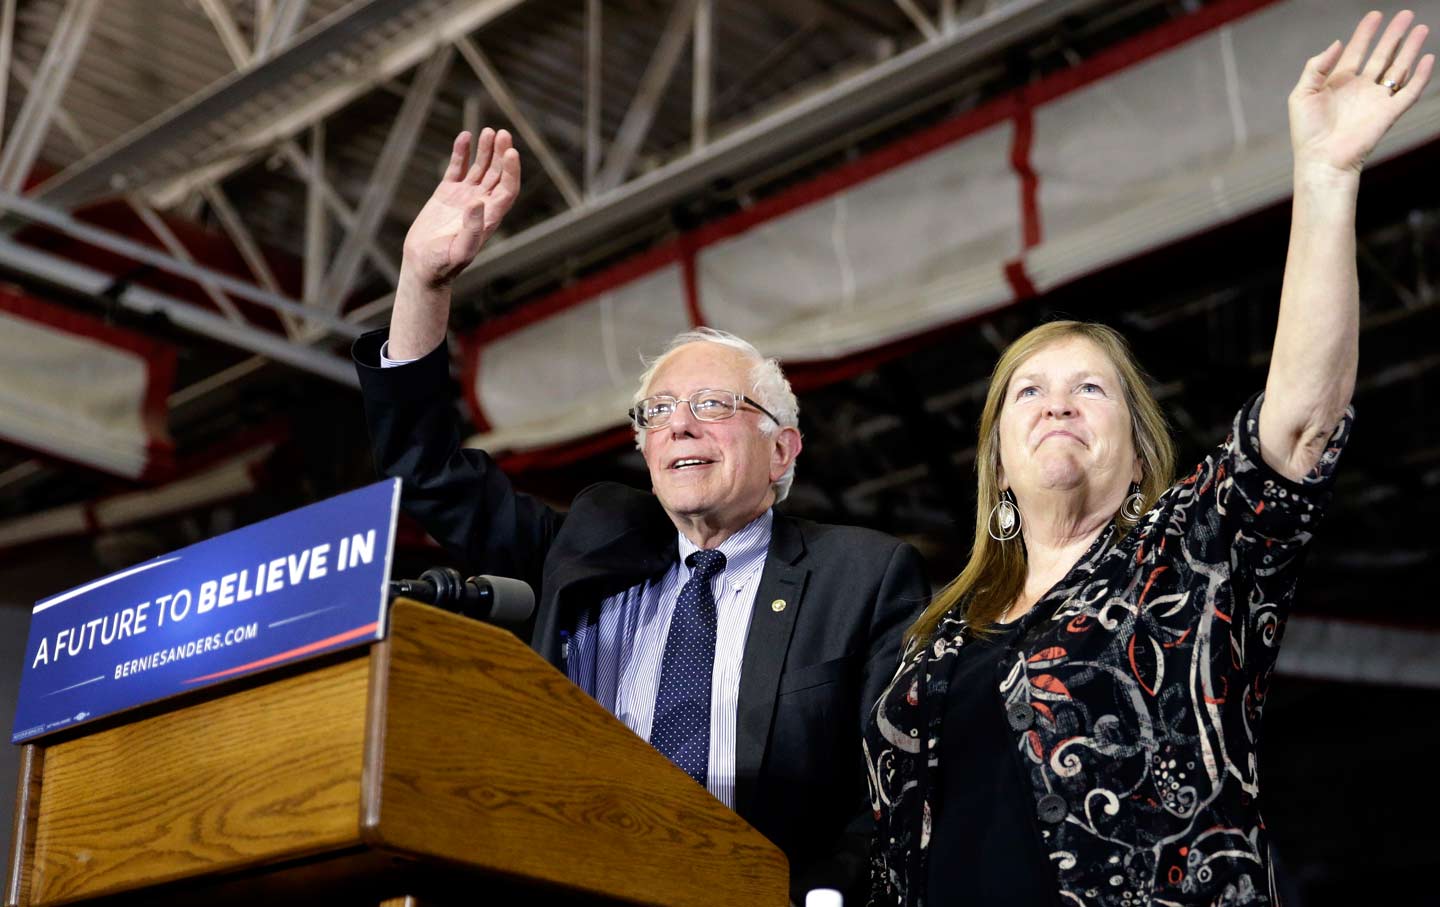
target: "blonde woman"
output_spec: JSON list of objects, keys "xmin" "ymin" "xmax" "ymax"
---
[{"xmin": 864, "ymin": 10, "xmax": 1431, "ymax": 907}]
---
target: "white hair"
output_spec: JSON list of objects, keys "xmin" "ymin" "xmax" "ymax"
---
[{"xmin": 632, "ymin": 327, "xmax": 801, "ymax": 502}]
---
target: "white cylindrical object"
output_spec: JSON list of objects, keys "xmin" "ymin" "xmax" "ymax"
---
[{"xmin": 805, "ymin": 889, "xmax": 843, "ymax": 907}]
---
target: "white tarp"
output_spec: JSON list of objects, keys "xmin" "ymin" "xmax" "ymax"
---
[
  {"xmin": 0, "ymin": 288, "xmax": 172, "ymax": 478},
  {"xmin": 472, "ymin": 263, "xmax": 691, "ymax": 451}
]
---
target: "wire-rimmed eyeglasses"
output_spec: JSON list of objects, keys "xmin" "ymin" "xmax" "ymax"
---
[{"xmin": 628, "ymin": 389, "xmax": 780, "ymax": 430}]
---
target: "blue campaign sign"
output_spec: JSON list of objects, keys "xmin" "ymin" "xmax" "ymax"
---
[{"xmin": 11, "ymin": 478, "xmax": 401, "ymax": 744}]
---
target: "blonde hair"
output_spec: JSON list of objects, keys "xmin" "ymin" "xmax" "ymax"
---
[{"xmin": 906, "ymin": 321, "xmax": 1176, "ymax": 645}]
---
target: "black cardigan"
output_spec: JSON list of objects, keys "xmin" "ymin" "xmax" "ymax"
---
[{"xmin": 866, "ymin": 396, "xmax": 1351, "ymax": 907}]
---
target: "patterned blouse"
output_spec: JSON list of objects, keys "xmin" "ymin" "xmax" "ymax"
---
[{"xmin": 865, "ymin": 395, "xmax": 1352, "ymax": 907}]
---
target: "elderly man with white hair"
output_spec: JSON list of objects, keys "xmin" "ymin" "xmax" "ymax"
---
[{"xmin": 353, "ymin": 128, "xmax": 929, "ymax": 903}]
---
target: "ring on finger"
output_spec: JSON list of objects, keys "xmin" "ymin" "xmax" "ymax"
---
[{"xmin": 1381, "ymin": 76, "xmax": 1402, "ymax": 94}]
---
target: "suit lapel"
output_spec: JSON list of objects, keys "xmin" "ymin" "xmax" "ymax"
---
[
  {"xmin": 733, "ymin": 514, "xmax": 809, "ymax": 817},
  {"xmin": 535, "ymin": 498, "xmax": 677, "ymax": 666}
]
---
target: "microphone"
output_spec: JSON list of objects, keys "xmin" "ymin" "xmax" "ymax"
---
[{"xmin": 388, "ymin": 567, "xmax": 535, "ymax": 625}]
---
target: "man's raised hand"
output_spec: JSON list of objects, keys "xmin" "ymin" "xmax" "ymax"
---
[
  {"xmin": 403, "ymin": 128, "xmax": 522, "ymax": 289},
  {"xmin": 387, "ymin": 128, "xmax": 520, "ymax": 360}
]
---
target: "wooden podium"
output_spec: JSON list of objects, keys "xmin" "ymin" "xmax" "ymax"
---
[{"xmin": 5, "ymin": 600, "xmax": 789, "ymax": 906}]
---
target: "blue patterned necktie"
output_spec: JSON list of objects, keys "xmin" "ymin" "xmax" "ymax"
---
[{"xmin": 650, "ymin": 548, "xmax": 727, "ymax": 786}]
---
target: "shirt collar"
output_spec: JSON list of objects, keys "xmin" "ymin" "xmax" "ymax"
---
[{"xmin": 677, "ymin": 509, "xmax": 774, "ymax": 585}]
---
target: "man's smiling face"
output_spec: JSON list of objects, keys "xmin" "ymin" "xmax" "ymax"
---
[{"xmin": 640, "ymin": 342, "xmax": 792, "ymax": 535}]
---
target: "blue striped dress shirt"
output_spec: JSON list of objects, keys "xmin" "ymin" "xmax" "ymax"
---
[{"xmin": 564, "ymin": 509, "xmax": 773, "ymax": 808}]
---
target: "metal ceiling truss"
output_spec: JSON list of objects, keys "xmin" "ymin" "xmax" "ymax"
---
[
  {"xmin": 0, "ymin": 0, "xmax": 97, "ymax": 192},
  {"xmin": 0, "ymin": 0, "xmax": 470, "ymax": 391},
  {"xmin": 380, "ymin": 0, "xmax": 1117, "ymax": 315},
  {"xmin": 0, "ymin": 0, "xmax": 15, "ymax": 138},
  {"xmin": 0, "ymin": 191, "xmax": 360, "ymax": 377},
  {"xmin": 0, "ymin": 0, "xmax": 1117, "ymax": 394},
  {"xmin": 30, "ymin": 0, "xmax": 527, "ymax": 207}
]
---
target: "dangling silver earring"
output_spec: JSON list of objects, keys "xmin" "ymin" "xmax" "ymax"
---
[
  {"xmin": 988, "ymin": 489, "xmax": 1022, "ymax": 542},
  {"xmin": 1119, "ymin": 482, "xmax": 1146, "ymax": 523}
]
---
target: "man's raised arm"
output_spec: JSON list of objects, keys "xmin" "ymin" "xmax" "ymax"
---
[{"xmin": 387, "ymin": 127, "xmax": 521, "ymax": 361}]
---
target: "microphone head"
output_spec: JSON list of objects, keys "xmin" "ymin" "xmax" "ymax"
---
[{"xmin": 475, "ymin": 574, "xmax": 536, "ymax": 624}]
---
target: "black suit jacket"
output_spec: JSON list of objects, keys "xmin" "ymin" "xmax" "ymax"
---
[{"xmin": 354, "ymin": 330, "xmax": 929, "ymax": 902}]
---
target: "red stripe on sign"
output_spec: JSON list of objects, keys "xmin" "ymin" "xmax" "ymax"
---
[{"xmin": 183, "ymin": 622, "xmax": 378, "ymax": 684}]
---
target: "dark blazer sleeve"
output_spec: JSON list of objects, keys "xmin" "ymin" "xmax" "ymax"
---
[
  {"xmin": 790, "ymin": 537, "xmax": 930, "ymax": 905},
  {"xmin": 843, "ymin": 541, "xmax": 929, "ymax": 893},
  {"xmin": 353, "ymin": 328, "xmax": 562, "ymax": 593},
  {"xmin": 859, "ymin": 541, "xmax": 929, "ymax": 737}
]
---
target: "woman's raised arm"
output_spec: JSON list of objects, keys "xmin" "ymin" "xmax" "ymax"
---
[{"xmin": 1262, "ymin": 10, "xmax": 1432, "ymax": 481}]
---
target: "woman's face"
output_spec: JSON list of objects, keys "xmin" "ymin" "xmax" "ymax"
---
[{"xmin": 997, "ymin": 336, "xmax": 1140, "ymax": 505}]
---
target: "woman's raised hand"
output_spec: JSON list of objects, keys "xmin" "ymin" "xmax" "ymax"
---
[
  {"xmin": 402, "ymin": 128, "xmax": 522, "ymax": 289},
  {"xmin": 1290, "ymin": 10, "xmax": 1433, "ymax": 178}
]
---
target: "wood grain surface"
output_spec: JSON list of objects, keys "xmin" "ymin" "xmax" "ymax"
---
[
  {"xmin": 4, "ymin": 744, "xmax": 43, "ymax": 907},
  {"xmin": 26, "ymin": 655, "xmax": 370, "ymax": 904},
  {"xmin": 366, "ymin": 600, "xmax": 789, "ymax": 907}
]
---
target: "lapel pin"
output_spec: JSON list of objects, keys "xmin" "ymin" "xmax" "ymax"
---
[{"xmin": 771, "ymin": 599, "xmax": 787, "ymax": 612}]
